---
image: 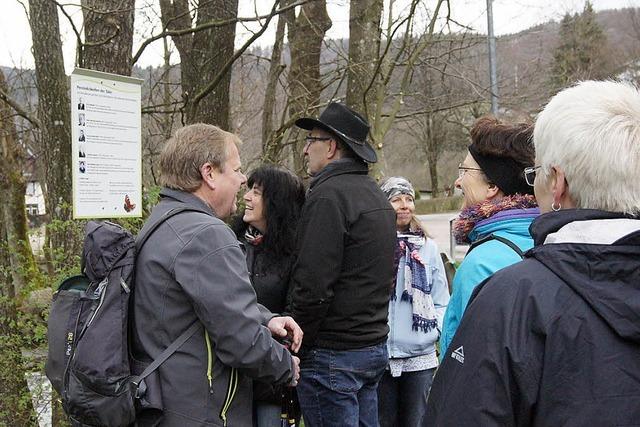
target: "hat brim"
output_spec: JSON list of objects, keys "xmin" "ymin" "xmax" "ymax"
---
[{"xmin": 295, "ymin": 118, "xmax": 378, "ymax": 163}]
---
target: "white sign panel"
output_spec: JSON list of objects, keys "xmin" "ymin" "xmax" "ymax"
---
[{"xmin": 70, "ymin": 68, "xmax": 143, "ymax": 219}]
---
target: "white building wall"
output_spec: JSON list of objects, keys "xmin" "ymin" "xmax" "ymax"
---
[{"xmin": 25, "ymin": 181, "xmax": 46, "ymax": 215}]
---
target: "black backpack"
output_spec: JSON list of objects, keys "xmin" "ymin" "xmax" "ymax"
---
[{"xmin": 45, "ymin": 208, "xmax": 201, "ymax": 426}]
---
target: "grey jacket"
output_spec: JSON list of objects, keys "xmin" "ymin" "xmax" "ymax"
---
[{"xmin": 132, "ymin": 188, "xmax": 294, "ymax": 426}]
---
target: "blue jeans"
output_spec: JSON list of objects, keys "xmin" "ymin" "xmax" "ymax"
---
[
  {"xmin": 253, "ymin": 401, "xmax": 282, "ymax": 427},
  {"xmin": 297, "ymin": 343, "xmax": 388, "ymax": 427},
  {"xmin": 377, "ymin": 368, "xmax": 435, "ymax": 427}
]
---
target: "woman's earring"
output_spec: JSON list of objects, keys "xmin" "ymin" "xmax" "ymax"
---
[{"xmin": 551, "ymin": 202, "xmax": 561, "ymax": 212}]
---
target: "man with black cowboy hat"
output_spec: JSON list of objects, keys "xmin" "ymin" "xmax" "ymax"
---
[{"xmin": 288, "ymin": 102, "xmax": 396, "ymax": 426}]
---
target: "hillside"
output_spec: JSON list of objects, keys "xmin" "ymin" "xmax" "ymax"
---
[{"xmin": 3, "ymin": 7, "xmax": 639, "ymax": 192}]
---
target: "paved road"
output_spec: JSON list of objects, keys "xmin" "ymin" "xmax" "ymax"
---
[{"xmin": 417, "ymin": 212, "xmax": 468, "ymax": 262}]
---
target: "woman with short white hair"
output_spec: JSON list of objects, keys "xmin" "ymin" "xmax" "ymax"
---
[{"xmin": 424, "ymin": 80, "xmax": 640, "ymax": 426}]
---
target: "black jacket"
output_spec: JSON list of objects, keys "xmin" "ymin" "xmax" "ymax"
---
[
  {"xmin": 425, "ymin": 209, "xmax": 640, "ymax": 426},
  {"xmin": 289, "ymin": 159, "xmax": 396, "ymax": 350},
  {"xmin": 242, "ymin": 241, "xmax": 293, "ymax": 315},
  {"xmin": 241, "ymin": 239, "xmax": 294, "ymax": 404}
]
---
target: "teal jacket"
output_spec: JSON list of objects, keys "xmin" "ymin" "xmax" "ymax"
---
[{"xmin": 439, "ymin": 208, "xmax": 539, "ymax": 359}]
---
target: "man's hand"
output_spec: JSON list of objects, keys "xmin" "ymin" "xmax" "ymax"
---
[
  {"xmin": 267, "ymin": 316, "xmax": 303, "ymax": 353},
  {"xmin": 289, "ymin": 355, "xmax": 300, "ymax": 387}
]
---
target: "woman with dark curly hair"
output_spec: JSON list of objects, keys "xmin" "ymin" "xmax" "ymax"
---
[
  {"xmin": 232, "ymin": 165, "xmax": 305, "ymax": 427},
  {"xmin": 439, "ymin": 116, "xmax": 539, "ymax": 358}
]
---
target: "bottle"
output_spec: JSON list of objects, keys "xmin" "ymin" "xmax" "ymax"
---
[
  {"xmin": 280, "ymin": 388, "xmax": 289, "ymax": 427},
  {"xmin": 282, "ymin": 387, "xmax": 296, "ymax": 427},
  {"xmin": 286, "ymin": 387, "xmax": 297, "ymax": 427}
]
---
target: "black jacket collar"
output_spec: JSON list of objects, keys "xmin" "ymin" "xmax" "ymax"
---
[{"xmin": 309, "ymin": 158, "xmax": 368, "ymax": 190}]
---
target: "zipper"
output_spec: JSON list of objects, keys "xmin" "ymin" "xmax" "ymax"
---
[
  {"xmin": 120, "ymin": 277, "xmax": 130, "ymax": 293},
  {"xmin": 62, "ymin": 304, "xmax": 84, "ymax": 404},
  {"xmin": 204, "ymin": 330, "xmax": 238, "ymax": 426},
  {"xmin": 389, "ymin": 281, "xmax": 396, "ymax": 357},
  {"xmin": 219, "ymin": 367, "xmax": 238, "ymax": 426},
  {"xmin": 79, "ymin": 278, "xmax": 108, "ymax": 339},
  {"xmin": 205, "ymin": 331, "xmax": 214, "ymax": 394}
]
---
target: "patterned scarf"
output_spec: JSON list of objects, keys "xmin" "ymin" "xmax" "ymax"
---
[
  {"xmin": 244, "ymin": 226, "xmax": 264, "ymax": 246},
  {"xmin": 393, "ymin": 229, "xmax": 438, "ymax": 333},
  {"xmin": 453, "ymin": 194, "xmax": 538, "ymax": 244}
]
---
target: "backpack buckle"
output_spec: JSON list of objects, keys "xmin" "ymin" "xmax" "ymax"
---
[{"xmin": 132, "ymin": 378, "xmax": 146, "ymax": 399}]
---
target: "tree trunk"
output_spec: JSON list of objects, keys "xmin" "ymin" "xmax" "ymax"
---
[
  {"xmin": 160, "ymin": 0, "xmax": 239, "ymax": 129},
  {"xmin": 28, "ymin": 0, "xmax": 73, "ymax": 263},
  {"xmin": 159, "ymin": 0, "xmax": 193, "ymax": 116},
  {"xmin": 0, "ymin": 69, "xmax": 38, "ymax": 427},
  {"xmin": 192, "ymin": 0, "xmax": 238, "ymax": 128},
  {"xmin": 261, "ymin": 8, "xmax": 288, "ymax": 163},
  {"xmin": 346, "ymin": 0, "xmax": 383, "ymax": 121},
  {"xmin": 80, "ymin": 0, "xmax": 136, "ymax": 76},
  {"xmin": 285, "ymin": 0, "xmax": 332, "ymax": 175},
  {"xmin": 0, "ymin": 285, "xmax": 38, "ymax": 425},
  {"xmin": 0, "ymin": 71, "xmax": 38, "ymax": 296}
]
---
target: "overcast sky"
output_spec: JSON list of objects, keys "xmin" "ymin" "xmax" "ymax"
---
[{"xmin": 1, "ymin": 0, "xmax": 639, "ymax": 72}]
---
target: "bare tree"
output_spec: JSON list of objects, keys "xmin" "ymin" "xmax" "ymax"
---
[
  {"xmin": 160, "ymin": 0, "xmax": 239, "ymax": 128},
  {"xmin": 0, "ymin": 73, "xmax": 38, "ymax": 294},
  {"xmin": 28, "ymin": 0, "xmax": 73, "ymax": 262},
  {"xmin": 261, "ymin": 3, "xmax": 288, "ymax": 162},
  {"xmin": 401, "ymin": 33, "xmax": 485, "ymax": 194},
  {"xmin": 0, "ymin": 68, "xmax": 38, "ymax": 427},
  {"xmin": 364, "ymin": 0, "xmax": 448, "ymax": 177},
  {"xmin": 346, "ymin": 0, "xmax": 383, "ymax": 119},
  {"xmin": 284, "ymin": 0, "xmax": 332, "ymax": 174},
  {"xmin": 80, "ymin": 0, "xmax": 136, "ymax": 76}
]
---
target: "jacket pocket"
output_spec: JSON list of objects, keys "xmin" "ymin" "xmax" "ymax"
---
[
  {"xmin": 45, "ymin": 285, "xmax": 86, "ymax": 394},
  {"xmin": 205, "ymin": 331, "xmax": 239, "ymax": 427},
  {"xmin": 65, "ymin": 368, "xmax": 136, "ymax": 426}
]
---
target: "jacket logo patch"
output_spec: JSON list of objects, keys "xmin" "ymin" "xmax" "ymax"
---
[{"xmin": 451, "ymin": 346, "xmax": 464, "ymax": 364}]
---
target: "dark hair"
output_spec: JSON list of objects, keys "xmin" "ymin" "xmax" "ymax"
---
[
  {"xmin": 470, "ymin": 116, "xmax": 534, "ymax": 166},
  {"xmin": 232, "ymin": 165, "xmax": 305, "ymax": 260},
  {"xmin": 468, "ymin": 115, "xmax": 536, "ymax": 195}
]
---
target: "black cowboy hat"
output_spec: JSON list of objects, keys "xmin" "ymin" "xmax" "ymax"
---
[{"xmin": 295, "ymin": 102, "xmax": 377, "ymax": 163}]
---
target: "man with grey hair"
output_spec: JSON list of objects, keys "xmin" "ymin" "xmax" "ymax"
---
[
  {"xmin": 424, "ymin": 81, "xmax": 640, "ymax": 425},
  {"xmin": 132, "ymin": 123, "xmax": 302, "ymax": 426}
]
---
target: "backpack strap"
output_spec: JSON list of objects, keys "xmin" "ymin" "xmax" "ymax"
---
[
  {"xmin": 130, "ymin": 205, "xmax": 208, "ymax": 394},
  {"xmin": 467, "ymin": 233, "xmax": 524, "ymax": 258},
  {"xmin": 131, "ymin": 321, "xmax": 202, "ymax": 394}
]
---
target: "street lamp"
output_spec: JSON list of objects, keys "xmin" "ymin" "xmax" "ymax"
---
[{"xmin": 487, "ymin": 0, "xmax": 499, "ymax": 115}]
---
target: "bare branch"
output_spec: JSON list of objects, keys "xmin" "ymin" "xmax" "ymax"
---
[
  {"xmin": 0, "ymin": 88, "xmax": 41, "ymax": 128},
  {"xmin": 49, "ymin": 0, "xmax": 85, "ymax": 66},
  {"xmin": 392, "ymin": 100, "xmax": 482, "ymax": 119},
  {"xmin": 132, "ymin": 0, "xmax": 310, "ymax": 66},
  {"xmin": 190, "ymin": 0, "xmax": 292, "ymax": 111}
]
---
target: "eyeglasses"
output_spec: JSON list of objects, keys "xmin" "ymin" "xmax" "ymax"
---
[
  {"xmin": 304, "ymin": 135, "xmax": 332, "ymax": 148},
  {"xmin": 457, "ymin": 163, "xmax": 483, "ymax": 179},
  {"xmin": 524, "ymin": 165, "xmax": 541, "ymax": 186}
]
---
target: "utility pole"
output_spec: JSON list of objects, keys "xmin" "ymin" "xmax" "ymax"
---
[{"xmin": 487, "ymin": 0, "xmax": 499, "ymax": 115}]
